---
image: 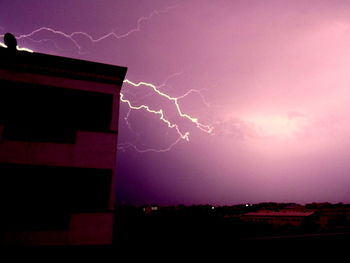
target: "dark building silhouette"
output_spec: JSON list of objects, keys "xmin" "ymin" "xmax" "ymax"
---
[
  {"xmin": 0, "ymin": 35, "xmax": 127, "ymax": 246},
  {"xmin": 240, "ymin": 210, "xmax": 315, "ymax": 227}
]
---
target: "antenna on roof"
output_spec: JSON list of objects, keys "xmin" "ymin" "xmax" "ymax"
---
[{"xmin": 4, "ymin": 33, "xmax": 17, "ymax": 51}]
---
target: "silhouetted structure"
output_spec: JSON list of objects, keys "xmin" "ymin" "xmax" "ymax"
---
[
  {"xmin": 0, "ymin": 34, "xmax": 127, "ymax": 246},
  {"xmin": 240, "ymin": 210, "xmax": 315, "ymax": 227},
  {"xmin": 3, "ymin": 33, "xmax": 17, "ymax": 51}
]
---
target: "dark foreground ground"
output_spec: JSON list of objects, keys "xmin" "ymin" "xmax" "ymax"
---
[
  {"xmin": 112, "ymin": 206, "xmax": 350, "ymax": 258},
  {"xmin": 3, "ymin": 232, "xmax": 350, "ymax": 259},
  {"xmin": 3, "ymin": 205, "xmax": 350, "ymax": 258},
  {"xmin": 4, "ymin": 227, "xmax": 349, "ymax": 260}
]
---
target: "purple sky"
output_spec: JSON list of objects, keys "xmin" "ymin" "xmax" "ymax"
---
[{"xmin": 2, "ymin": 0, "xmax": 350, "ymax": 205}]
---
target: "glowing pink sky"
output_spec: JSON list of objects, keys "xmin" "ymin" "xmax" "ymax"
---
[{"xmin": 2, "ymin": 0, "xmax": 350, "ymax": 205}]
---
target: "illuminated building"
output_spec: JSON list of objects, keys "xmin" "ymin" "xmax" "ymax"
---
[{"xmin": 0, "ymin": 34, "xmax": 127, "ymax": 246}]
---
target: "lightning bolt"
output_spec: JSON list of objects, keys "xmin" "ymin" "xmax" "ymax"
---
[
  {"xmin": 117, "ymin": 136, "xmax": 183, "ymax": 153},
  {"xmin": 120, "ymin": 92, "xmax": 190, "ymax": 141},
  {"xmin": 5, "ymin": 6, "xmax": 175, "ymax": 53},
  {"xmin": 122, "ymin": 79, "xmax": 213, "ymax": 135},
  {"xmin": 118, "ymin": 78, "xmax": 214, "ymax": 153},
  {"xmin": 123, "ymin": 108, "xmax": 140, "ymax": 137},
  {"xmin": 0, "ymin": 42, "xmax": 33, "ymax": 52}
]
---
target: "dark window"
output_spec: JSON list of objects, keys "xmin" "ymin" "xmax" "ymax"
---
[
  {"xmin": 0, "ymin": 80, "xmax": 114, "ymax": 143},
  {"xmin": 0, "ymin": 163, "xmax": 112, "ymax": 231}
]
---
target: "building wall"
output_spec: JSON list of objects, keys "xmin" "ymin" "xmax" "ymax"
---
[
  {"xmin": 0, "ymin": 130, "xmax": 117, "ymax": 169},
  {"xmin": 0, "ymin": 55, "xmax": 125, "ymax": 246}
]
